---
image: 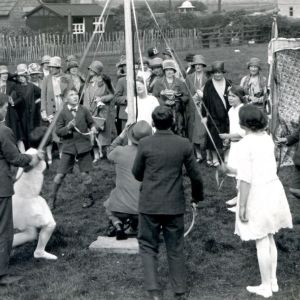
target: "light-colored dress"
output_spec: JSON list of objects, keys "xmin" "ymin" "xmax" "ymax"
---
[
  {"xmin": 227, "ymin": 104, "xmax": 245, "ymax": 173},
  {"xmin": 13, "ymin": 148, "xmax": 55, "ymax": 230},
  {"xmin": 235, "ymin": 132, "xmax": 293, "ymax": 241}
]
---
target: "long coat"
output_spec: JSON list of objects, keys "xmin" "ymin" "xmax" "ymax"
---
[
  {"xmin": 132, "ymin": 130, "xmax": 204, "ymax": 215},
  {"xmin": 114, "ymin": 76, "xmax": 127, "ymax": 121},
  {"xmin": 202, "ymin": 78, "xmax": 231, "ymax": 151},
  {"xmin": 186, "ymin": 72, "xmax": 208, "ymax": 144},
  {"xmin": 4, "ymin": 81, "xmax": 25, "ymax": 142}
]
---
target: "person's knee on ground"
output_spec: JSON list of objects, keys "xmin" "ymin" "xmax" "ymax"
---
[{"xmin": 13, "ymin": 227, "xmax": 38, "ymax": 247}]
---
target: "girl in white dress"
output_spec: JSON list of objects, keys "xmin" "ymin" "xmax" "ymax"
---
[
  {"xmin": 12, "ymin": 127, "xmax": 57, "ymax": 260},
  {"xmin": 222, "ymin": 105, "xmax": 292, "ymax": 298}
]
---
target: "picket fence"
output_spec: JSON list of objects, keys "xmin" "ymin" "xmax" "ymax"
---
[{"xmin": 0, "ymin": 25, "xmax": 269, "ymax": 63}]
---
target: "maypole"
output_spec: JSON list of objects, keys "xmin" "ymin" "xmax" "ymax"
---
[{"xmin": 124, "ymin": 0, "xmax": 136, "ymax": 124}]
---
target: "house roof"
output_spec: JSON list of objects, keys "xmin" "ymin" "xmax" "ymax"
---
[
  {"xmin": 0, "ymin": 0, "xmax": 17, "ymax": 17},
  {"xmin": 25, "ymin": 3, "xmax": 114, "ymax": 18}
]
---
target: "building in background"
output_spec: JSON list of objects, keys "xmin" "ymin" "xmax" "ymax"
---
[
  {"xmin": 178, "ymin": 1, "xmax": 195, "ymax": 13},
  {"xmin": 25, "ymin": 2, "xmax": 115, "ymax": 34},
  {"xmin": 277, "ymin": 0, "xmax": 300, "ymax": 18}
]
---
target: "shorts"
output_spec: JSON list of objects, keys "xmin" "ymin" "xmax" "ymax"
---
[{"xmin": 57, "ymin": 151, "xmax": 93, "ymax": 174}]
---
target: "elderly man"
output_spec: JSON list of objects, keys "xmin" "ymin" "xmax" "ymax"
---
[{"xmin": 132, "ymin": 106, "xmax": 204, "ymax": 300}]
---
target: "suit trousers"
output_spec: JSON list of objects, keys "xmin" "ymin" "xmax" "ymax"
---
[
  {"xmin": 0, "ymin": 197, "xmax": 13, "ymax": 277},
  {"xmin": 138, "ymin": 213, "xmax": 186, "ymax": 294}
]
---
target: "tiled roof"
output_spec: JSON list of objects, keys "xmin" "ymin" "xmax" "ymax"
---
[
  {"xmin": 26, "ymin": 3, "xmax": 114, "ymax": 17},
  {"xmin": 0, "ymin": 0, "xmax": 17, "ymax": 16}
]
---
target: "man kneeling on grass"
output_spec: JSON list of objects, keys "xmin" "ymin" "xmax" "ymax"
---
[
  {"xmin": 104, "ymin": 120, "xmax": 153, "ymax": 240},
  {"xmin": 132, "ymin": 106, "xmax": 204, "ymax": 300}
]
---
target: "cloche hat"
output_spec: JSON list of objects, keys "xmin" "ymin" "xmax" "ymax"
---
[
  {"xmin": 150, "ymin": 57, "xmax": 163, "ymax": 69},
  {"xmin": 48, "ymin": 56, "xmax": 62, "ymax": 68},
  {"xmin": 88, "ymin": 60, "xmax": 103, "ymax": 75},
  {"xmin": 0, "ymin": 65, "xmax": 8, "ymax": 74},
  {"xmin": 191, "ymin": 55, "xmax": 207, "ymax": 67},
  {"xmin": 16, "ymin": 64, "xmax": 28, "ymax": 76},
  {"xmin": 66, "ymin": 60, "xmax": 79, "ymax": 71},
  {"xmin": 41, "ymin": 55, "xmax": 51, "ymax": 65},
  {"xmin": 127, "ymin": 120, "xmax": 153, "ymax": 145},
  {"xmin": 28, "ymin": 63, "xmax": 43, "ymax": 75},
  {"xmin": 247, "ymin": 57, "xmax": 261, "ymax": 70},
  {"xmin": 210, "ymin": 61, "xmax": 226, "ymax": 73},
  {"xmin": 162, "ymin": 59, "xmax": 177, "ymax": 72}
]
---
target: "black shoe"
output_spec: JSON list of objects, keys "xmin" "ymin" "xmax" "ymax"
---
[
  {"xmin": 82, "ymin": 197, "xmax": 94, "ymax": 208},
  {"xmin": 0, "ymin": 275, "xmax": 23, "ymax": 286},
  {"xmin": 106, "ymin": 222, "xmax": 116, "ymax": 237},
  {"xmin": 115, "ymin": 223, "xmax": 128, "ymax": 240}
]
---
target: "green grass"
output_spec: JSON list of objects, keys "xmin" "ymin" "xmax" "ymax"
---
[{"xmin": 1, "ymin": 43, "xmax": 300, "ymax": 300}]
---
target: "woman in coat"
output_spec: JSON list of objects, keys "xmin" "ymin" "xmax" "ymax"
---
[{"xmin": 202, "ymin": 61, "xmax": 231, "ymax": 166}]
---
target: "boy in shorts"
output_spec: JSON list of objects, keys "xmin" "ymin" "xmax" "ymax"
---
[{"xmin": 49, "ymin": 88, "xmax": 97, "ymax": 209}]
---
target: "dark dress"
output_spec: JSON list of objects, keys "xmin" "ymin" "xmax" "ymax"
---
[
  {"xmin": 16, "ymin": 82, "xmax": 41, "ymax": 149},
  {"xmin": 3, "ymin": 81, "xmax": 25, "ymax": 142},
  {"xmin": 202, "ymin": 78, "xmax": 231, "ymax": 151}
]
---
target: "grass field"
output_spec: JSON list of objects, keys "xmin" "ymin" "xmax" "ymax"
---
[{"xmin": 1, "ymin": 43, "xmax": 300, "ymax": 300}]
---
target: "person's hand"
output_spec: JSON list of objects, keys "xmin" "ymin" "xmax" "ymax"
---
[
  {"xmin": 219, "ymin": 133, "xmax": 229, "ymax": 140},
  {"xmin": 191, "ymin": 202, "xmax": 198, "ymax": 210},
  {"xmin": 165, "ymin": 99, "xmax": 175, "ymax": 106},
  {"xmin": 239, "ymin": 205, "xmax": 248, "ymax": 223},
  {"xmin": 67, "ymin": 119, "xmax": 76, "ymax": 130},
  {"xmin": 29, "ymin": 154, "xmax": 40, "ymax": 168},
  {"xmin": 196, "ymin": 89, "xmax": 203, "ymax": 98},
  {"xmin": 41, "ymin": 110, "xmax": 48, "ymax": 122},
  {"xmin": 8, "ymin": 96, "xmax": 14, "ymax": 106},
  {"xmin": 48, "ymin": 114, "xmax": 54, "ymax": 123},
  {"xmin": 36, "ymin": 150, "xmax": 45, "ymax": 161},
  {"xmin": 192, "ymin": 93, "xmax": 198, "ymax": 101},
  {"xmin": 160, "ymin": 90, "xmax": 166, "ymax": 96},
  {"xmin": 91, "ymin": 126, "xmax": 98, "ymax": 135},
  {"xmin": 276, "ymin": 137, "xmax": 287, "ymax": 145},
  {"xmin": 120, "ymin": 122, "xmax": 133, "ymax": 138}
]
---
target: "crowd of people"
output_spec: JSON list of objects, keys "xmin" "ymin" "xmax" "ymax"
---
[{"xmin": 0, "ymin": 47, "xmax": 296, "ymax": 300}]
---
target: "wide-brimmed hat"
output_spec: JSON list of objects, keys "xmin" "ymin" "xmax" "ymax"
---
[
  {"xmin": 210, "ymin": 61, "xmax": 226, "ymax": 73},
  {"xmin": 66, "ymin": 60, "xmax": 79, "ymax": 71},
  {"xmin": 163, "ymin": 59, "xmax": 177, "ymax": 72},
  {"xmin": 191, "ymin": 54, "xmax": 207, "ymax": 67},
  {"xmin": 150, "ymin": 57, "xmax": 163, "ymax": 69},
  {"xmin": 184, "ymin": 53, "xmax": 195, "ymax": 62},
  {"xmin": 247, "ymin": 57, "xmax": 261, "ymax": 69},
  {"xmin": 28, "ymin": 63, "xmax": 43, "ymax": 75},
  {"xmin": 41, "ymin": 55, "xmax": 51, "ymax": 65},
  {"xmin": 0, "ymin": 65, "xmax": 8, "ymax": 74},
  {"xmin": 127, "ymin": 120, "xmax": 153, "ymax": 144},
  {"xmin": 147, "ymin": 47, "xmax": 159, "ymax": 58},
  {"xmin": 16, "ymin": 64, "xmax": 28, "ymax": 76},
  {"xmin": 48, "ymin": 56, "xmax": 62, "ymax": 68},
  {"xmin": 88, "ymin": 60, "xmax": 103, "ymax": 75}
]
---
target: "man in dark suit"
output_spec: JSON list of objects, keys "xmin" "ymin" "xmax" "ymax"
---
[
  {"xmin": 132, "ymin": 106, "xmax": 204, "ymax": 300},
  {"xmin": 49, "ymin": 88, "xmax": 97, "ymax": 209},
  {"xmin": 0, "ymin": 93, "xmax": 40, "ymax": 285}
]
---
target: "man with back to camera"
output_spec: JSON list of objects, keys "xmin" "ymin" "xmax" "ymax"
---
[{"xmin": 132, "ymin": 105, "xmax": 204, "ymax": 300}]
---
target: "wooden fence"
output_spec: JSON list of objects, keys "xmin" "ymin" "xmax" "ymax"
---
[{"xmin": 0, "ymin": 25, "xmax": 269, "ymax": 63}]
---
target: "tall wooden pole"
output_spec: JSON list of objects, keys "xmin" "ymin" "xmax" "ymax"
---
[
  {"xmin": 218, "ymin": 0, "xmax": 221, "ymax": 12},
  {"xmin": 124, "ymin": 0, "xmax": 135, "ymax": 124}
]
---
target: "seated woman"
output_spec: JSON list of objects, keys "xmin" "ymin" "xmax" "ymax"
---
[{"xmin": 104, "ymin": 121, "xmax": 152, "ymax": 240}]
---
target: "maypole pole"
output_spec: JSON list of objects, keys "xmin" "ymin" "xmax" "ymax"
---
[{"xmin": 124, "ymin": 0, "xmax": 135, "ymax": 124}]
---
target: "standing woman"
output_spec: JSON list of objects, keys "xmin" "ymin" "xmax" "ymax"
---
[
  {"xmin": 202, "ymin": 61, "xmax": 231, "ymax": 166},
  {"xmin": 83, "ymin": 60, "xmax": 116, "ymax": 161},
  {"xmin": 186, "ymin": 55, "xmax": 208, "ymax": 162},
  {"xmin": 15, "ymin": 64, "xmax": 41, "ymax": 150},
  {"xmin": 65, "ymin": 60, "xmax": 85, "ymax": 95},
  {"xmin": 152, "ymin": 59, "xmax": 189, "ymax": 136},
  {"xmin": 240, "ymin": 57, "xmax": 267, "ymax": 111},
  {"xmin": 0, "ymin": 65, "xmax": 25, "ymax": 152}
]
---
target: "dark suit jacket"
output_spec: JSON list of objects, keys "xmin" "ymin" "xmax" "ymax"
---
[
  {"xmin": 132, "ymin": 130, "xmax": 203, "ymax": 215},
  {"xmin": 56, "ymin": 105, "xmax": 94, "ymax": 155},
  {"xmin": 0, "ymin": 123, "xmax": 32, "ymax": 197},
  {"xmin": 114, "ymin": 76, "xmax": 127, "ymax": 120}
]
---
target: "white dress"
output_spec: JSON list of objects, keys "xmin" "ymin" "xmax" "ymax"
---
[
  {"xmin": 235, "ymin": 132, "xmax": 293, "ymax": 241},
  {"xmin": 13, "ymin": 148, "xmax": 55, "ymax": 230},
  {"xmin": 227, "ymin": 104, "xmax": 245, "ymax": 173}
]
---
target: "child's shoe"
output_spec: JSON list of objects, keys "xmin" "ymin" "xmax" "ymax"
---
[
  {"xmin": 226, "ymin": 197, "xmax": 237, "ymax": 206},
  {"xmin": 246, "ymin": 285, "xmax": 272, "ymax": 298},
  {"xmin": 115, "ymin": 223, "xmax": 127, "ymax": 240},
  {"xmin": 34, "ymin": 250, "xmax": 58, "ymax": 260},
  {"xmin": 227, "ymin": 206, "xmax": 237, "ymax": 213}
]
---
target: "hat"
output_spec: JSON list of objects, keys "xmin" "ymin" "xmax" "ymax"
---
[
  {"xmin": 138, "ymin": 56, "xmax": 150, "ymax": 65},
  {"xmin": 66, "ymin": 54, "xmax": 77, "ymax": 63},
  {"xmin": 41, "ymin": 55, "xmax": 51, "ymax": 65},
  {"xmin": 147, "ymin": 47, "xmax": 159, "ymax": 58},
  {"xmin": 127, "ymin": 120, "xmax": 153, "ymax": 144},
  {"xmin": 210, "ymin": 61, "xmax": 226, "ymax": 73},
  {"xmin": 48, "ymin": 56, "xmax": 62, "ymax": 68},
  {"xmin": 66, "ymin": 60, "xmax": 79, "ymax": 71},
  {"xmin": 88, "ymin": 60, "xmax": 103, "ymax": 75},
  {"xmin": 184, "ymin": 53, "xmax": 195, "ymax": 62},
  {"xmin": 150, "ymin": 57, "xmax": 163, "ymax": 69},
  {"xmin": 0, "ymin": 65, "xmax": 8, "ymax": 74},
  {"xmin": 16, "ymin": 64, "xmax": 28, "ymax": 76},
  {"xmin": 162, "ymin": 47, "xmax": 174, "ymax": 57},
  {"xmin": 28, "ymin": 63, "xmax": 43, "ymax": 75},
  {"xmin": 191, "ymin": 55, "xmax": 207, "ymax": 67},
  {"xmin": 116, "ymin": 55, "xmax": 126, "ymax": 68},
  {"xmin": 163, "ymin": 59, "xmax": 177, "ymax": 72},
  {"xmin": 247, "ymin": 57, "xmax": 261, "ymax": 69}
]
